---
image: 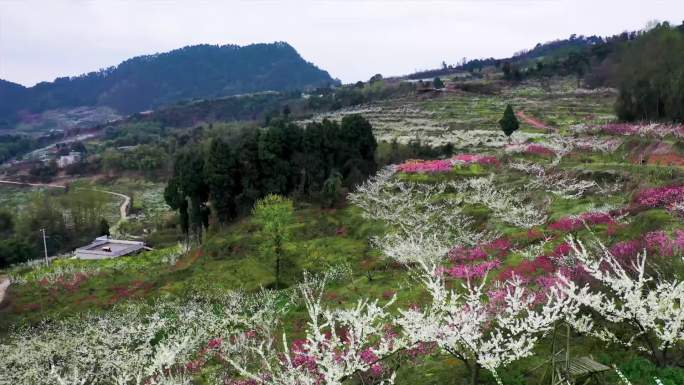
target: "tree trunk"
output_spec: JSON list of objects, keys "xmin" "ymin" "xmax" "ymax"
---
[
  {"xmin": 470, "ymin": 364, "xmax": 480, "ymax": 385},
  {"xmin": 275, "ymin": 238, "xmax": 282, "ymax": 290}
]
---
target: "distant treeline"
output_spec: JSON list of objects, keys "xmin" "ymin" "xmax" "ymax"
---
[
  {"xmin": 410, "ymin": 22, "xmax": 684, "ymax": 124},
  {"xmin": 522, "ymin": 22, "xmax": 684, "ymax": 122},
  {"xmin": 125, "ymin": 80, "xmax": 415, "ymax": 128},
  {"xmin": 0, "ymin": 135, "xmax": 38, "ymax": 164},
  {"xmin": 164, "ymin": 115, "xmax": 377, "ymax": 242},
  {"xmin": 0, "ymin": 189, "xmax": 112, "ymax": 267}
]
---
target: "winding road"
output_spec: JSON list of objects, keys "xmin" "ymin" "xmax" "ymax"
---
[
  {"xmin": 0, "ymin": 180, "xmax": 131, "ymax": 300},
  {"xmin": 0, "ymin": 180, "xmax": 130, "ymax": 229}
]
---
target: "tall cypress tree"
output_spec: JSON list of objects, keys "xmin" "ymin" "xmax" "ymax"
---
[
  {"xmin": 235, "ymin": 129, "xmax": 262, "ymax": 213},
  {"xmin": 339, "ymin": 115, "xmax": 377, "ymax": 185},
  {"xmin": 301, "ymin": 122, "xmax": 328, "ymax": 194},
  {"xmin": 165, "ymin": 150, "xmax": 209, "ymax": 243},
  {"xmin": 205, "ymin": 138, "xmax": 239, "ymax": 225},
  {"xmin": 499, "ymin": 104, "xmax": 520, "ymax": 138},
  {"xmin": 258, "ymin": 125, "xmax": 290, "ymax": 195}
]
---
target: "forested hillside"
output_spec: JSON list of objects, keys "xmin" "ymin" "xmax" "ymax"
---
[{"xmin": 0, "ymin": 42, "xmax": 336, "ymax": 128}]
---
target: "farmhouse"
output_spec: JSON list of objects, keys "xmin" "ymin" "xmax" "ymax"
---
[
  {"xmin": 57, "ymin": 151, "xmax": 82, "ymax": 168},
  {"xmin": 74, "ymin": 236, "xmax": 145, "ymax": 260}
]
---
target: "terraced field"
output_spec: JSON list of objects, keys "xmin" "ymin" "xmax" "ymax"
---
[{"xmin": 302, "ymin": 79, "xmax": 617, "ymax": 147}]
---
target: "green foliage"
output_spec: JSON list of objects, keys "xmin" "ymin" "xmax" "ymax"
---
[
  {"xmin": 252, "ymin": 195, "xmax": 295, "ymax": 289},
  {"xmin": 499, "ymin": 104, "xmax": 520, "ymax": 137},
  {"xmin": 0, "ymin": 237, "xmax": 33, "ymax": 267},
  {"xmin": 433, "ymin": 77, "xmax": 445, "ymax": 89},
  {"xmin": 101, "ymin": 145, "xmax": 169, "ymax": 175},
  {"xmin": 165, "ymin": 150, "xmax": 209, "ymax": 243},
  {"xmin": 0, "ymin": 188, "xmax": 116, "ymax": 267},
  {"xmin": 205, "ymin": 138, "xmax": 239, "ymax": 224},
  {"xmin": 98, "ymin": 218, "xmax": 110, "ymax": 237},
  {"xmin": 614, "ymin": 23, "xmax": 684, "ymax": 122},
  {"xmin": 0, "ymin": 135, "xmax": 38, "ymax": 163},
  {"xmin": 163, "ymin": 114, "xmax": 376, "ymax": 232},
  {"xmin": 321, "ymin": 170, "xmax": 343, "ymax": 208},
  {"xmin": 617, "ymin": 357, "xmax": 684, "ymax": 385},
  {"xmin": 0, "ymin": 211, "xmax": 14, "ymax": 237},
  {"xmin": 28, "ymin": 161, "xmax": 58, "ymax": 183}
]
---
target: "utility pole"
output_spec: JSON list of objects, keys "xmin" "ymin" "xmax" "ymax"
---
[{"xmin": 41, "ymin": 228, "xmax": 49, "ymax": 266}]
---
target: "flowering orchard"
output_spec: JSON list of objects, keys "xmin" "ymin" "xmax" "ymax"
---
[
  {"xmin": 5, "ymin": 81, "xmax": 684, "ymax": 383},
  {"xmin": 347, "ymin": 134, "xmax": 684, "ymax": 384},
  {"xmin": 395, "ymin": 154, "xmax": 499, "ymax": 173}
]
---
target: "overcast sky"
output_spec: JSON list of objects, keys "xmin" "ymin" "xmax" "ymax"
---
[{"xmin": 1, "ymin": 0, "xmax": 682, "ymax": 86}]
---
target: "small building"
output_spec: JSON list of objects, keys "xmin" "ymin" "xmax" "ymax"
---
[
  {"xmin": 57, "ymin": 152, "xmax": 82, "ymax": 168},
  {"xmin": 74, "ymin": 236, "xmax": 145, "ymax": 260}
]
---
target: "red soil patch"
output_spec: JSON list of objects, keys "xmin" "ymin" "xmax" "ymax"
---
[
  {"xmin": 516, "ymin": 111, "xmax": 552, "ymax": 131},
  {"xmin": 173, "ymin": 248, "xmax": 203, "ymax": 270},
  {"xmin": 627, "ymin": 141, "xmax": 684, "ymax": 165},
  {"xmin": 74, "ymin": 294, "xmax": 100, "ymax": 305},
  {"xmin": 107, "ymin": 280, "xmax": 154, "ymax": 305},
  {"xmin": 18, "ymin": 303, "xmax": 41, "ymax": 312},
  {"xmin": 648, "ymin": 153, "xmax": 684, "ymax": 166}
]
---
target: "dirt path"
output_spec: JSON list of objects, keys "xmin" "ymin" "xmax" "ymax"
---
[
  {"xmin": 0, "ymin": 179, "xmax": 66, "ymax": 189},
  {"xmin": 516, "ymin": 111, "xmax": 553, "ymax": 131},
  {"xmin": 0, "ymin": 276, "xmax": 10, "ymax": 306},
  {"xmin": 87, "ymin": 188, "xmax": 130, "ymax": 233},
  {"xmin": 0, "ymin": 180, "xmax": 130, "ymax": 230}
]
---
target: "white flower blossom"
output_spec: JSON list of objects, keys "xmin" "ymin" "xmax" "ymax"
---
[{"xmin": 559, "ymin": 237, "xmax": 684, "ymax": 365}]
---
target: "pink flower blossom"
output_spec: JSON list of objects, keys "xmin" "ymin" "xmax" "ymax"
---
[
  {"xmin": 644, "ymin": 231, "xmax": 675, "ymax": 257},
  {"xmin": 185, "ymin": 359, "xmax": 205, "ymax": 373},
  {"xmin": 444, "ymin": 260, "xmax": 501, "ymax": 279},
  {"xmin": 675, "ymin": 230, "xmax": 684, "ymax": 252},
  {"xmin": 403, "ymin": 341, "xmax": 436, "ymax": 359},
  {"xmin": 396, "ymin": 154, "xmax": 498, "ymax": 173},
  {"xmin": 601, "ymin": 123, "xmax": 684, "ymax": 137},
  {"xmin": 609, "ymin": 240, "xmax": 642, "ymax": 261},
  {"xmin": 536, "ymin": 275, "xmax": 561, "ymax": 290},
  {"xmin": 498, "ymin": 256, "xmax": 554, "ymax": 281},
  {"xmin": 359, "ymin": 348, "xmax": 379, "ymax": 365},
  {"xmin": 358, "ymin": 348, "xmax": 384, "ymax": 376},
  {"xmin": 207, "ymin": 337, "xmax": 223, "ymax": 349},
  {"xmin": 549, "ymin": 211, "xmax": 614, "ymax": 233},
  {"xmin": 290, "ymin": 339, "xmax": 318, "ymax": 372},
  {"xmin": 552, "ymin": 242, "xmax": 571, "ymax": 257},
  {"xmin": 448, "ymin": 245, "xmax": 487, "ymax": 261},
  {"xmin": 549, "ymin": 217, "xmax": 582, "ymax": 232},
  {"xmin": 448, "ymin": 238, "xmax": 511, "ymax": 261},
  {"xmin": 396, "ymin": 159, "xmax": 453, "ymax": 173},
  {"xmin": 634, "ymin": 186, "xmax": 684, "ymax": 208},
  {"xmin": 452, "ymin": 154, "xmax": 499, "ymax": 166},
  {"xmin": 525, "ymin": 144, "xmax": 556, "ymax": 156}
]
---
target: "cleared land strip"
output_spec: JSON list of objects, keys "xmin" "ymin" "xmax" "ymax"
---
[
  {"xmin": 0, "ymin": 276, "xmax": 9, "ymax": 307},
  {"xmin": 0, "ymin": 179, "xmax": 130, "ymax": 232},
  {"xmin": 0, "ymin": 179, "xmax": 131, "ymax": 222}
]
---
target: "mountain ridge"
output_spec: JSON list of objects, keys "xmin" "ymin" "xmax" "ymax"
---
[{"xmin": 0, "ymin": 42, "xmax": 337, "ymax": 128}]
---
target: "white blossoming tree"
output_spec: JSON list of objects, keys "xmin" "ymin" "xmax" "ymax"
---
[
  {"xmin": 348, "ymin": 167, "xmax": 480, "ymax": 244},
  {"xmin": 226, "ymin": 274, "xmax": 404, "ymax": 385},
  {"xmin": 450, "ymin": 176, "xmax": 548, "ymax": 228},
  {"xmin": 0, "ymin": 292, "xmax": 281, "ymax": 385},
  {"xmin": 560, "ymin": 237, "xmax": 684, "ymax": 367},
  {"xmin": 379, "ymin": 233, "xmax": 570, "ymax": 385}
]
